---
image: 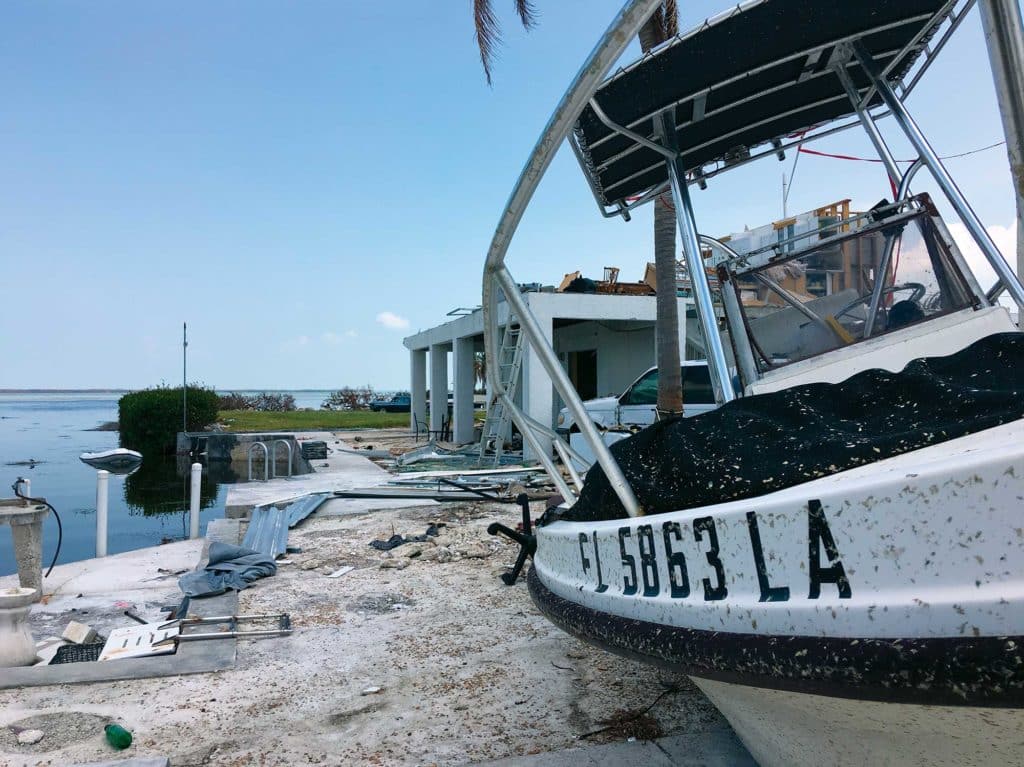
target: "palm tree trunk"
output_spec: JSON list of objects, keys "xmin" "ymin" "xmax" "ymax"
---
[
  {"xmin": 653, "ymin": 194, "xmax": 683, "ymax": 415},
  {"xmin": 640, "ymin": 13, "xmax": 683, "ymax": 418}
]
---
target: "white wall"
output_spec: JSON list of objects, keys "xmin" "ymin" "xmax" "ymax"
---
[{"xmin": 553, "ymin": 321, "xmax": 656, "ymax": 401}]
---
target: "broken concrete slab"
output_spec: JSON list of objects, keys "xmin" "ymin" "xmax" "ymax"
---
[
  {"xmin": 205, "ymin": 517, "xmax": 243, "ymax": 546},
  {"xmin": 62, "ymin": 621, "xmax": 97, "ymax": 645}
]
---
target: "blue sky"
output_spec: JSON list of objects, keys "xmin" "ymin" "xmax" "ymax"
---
[{"xmin": 0, "ymin": 1, "xmax": 1018, "ymax": 390}]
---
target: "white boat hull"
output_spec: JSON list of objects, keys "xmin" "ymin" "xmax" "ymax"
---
[
  {"xmin": 693, "ymin": 677, "xmax": 1024, "ymax": 767},
  {"xmin": 79, "ymin": 448, "xmax": 143, "ymax": 472},
  {"xmin": 529, "ymin": 419, "xmax": 1024, "ymax": 765}
]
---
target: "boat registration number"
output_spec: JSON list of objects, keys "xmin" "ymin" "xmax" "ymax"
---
[{"xmin": 574, "ymin": 500, "xmax": 851, "ymax": 602}]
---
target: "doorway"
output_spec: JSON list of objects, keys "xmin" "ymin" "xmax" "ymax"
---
[{"xmin": 568, "ymin": 349, "xmax": 598, "ymax": 400}]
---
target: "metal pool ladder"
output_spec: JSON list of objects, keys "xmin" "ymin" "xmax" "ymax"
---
[{"xmin": 247, "ymin": 439, "xmax": 293, "ymax": 481}]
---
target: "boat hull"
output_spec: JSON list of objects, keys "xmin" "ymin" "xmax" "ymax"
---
[
  {"xmin": 79, "ymin": 449, "xmax": 143, "ymax": 472},
  {"xmin": 693, "ymin": 677, "xmax": 1024, "ymax": 767},
  {"xmin": 529, "ymin": 420, "xmax": 1024, "ymax": 764}
]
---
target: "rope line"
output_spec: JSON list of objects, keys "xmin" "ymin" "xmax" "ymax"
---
[
  {"xmin": 635, "ymin": 140, "xmax": 1006, "ymax": 211},
  {"xmin": 798, "ymin": 140, "xmax": 1006, "ymax": 164}
]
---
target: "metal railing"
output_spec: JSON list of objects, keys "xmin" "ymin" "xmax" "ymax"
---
[
  {"xmin": 270, "ymin": 439, "xmax": 293, "ymax": 479},
  {"xmin": 247, "ymin": 442, "xmax": 269, "ymax": 482}
]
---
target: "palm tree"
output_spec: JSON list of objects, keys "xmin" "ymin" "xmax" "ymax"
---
[{"xmin": 474, "ymin": 1, "xmax": 684, "ymax": 417}]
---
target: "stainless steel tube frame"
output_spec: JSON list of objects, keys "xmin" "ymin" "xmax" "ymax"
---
[
  {"xmin": 897, "ymin": 159, "xmax": 924, "ymax": 202},
  {"xmin": 699, "ymin": 236, "xmax": 759, "ymax": 390},
  {"xmin": 481, "ymin": 0, "xmax": 659, "ymax": 518},
  {"xmin": 979, "ymin": 0, "xmax": 1024, "ymax": 280},
  {"xmin": 494, "ymin": 268, "xmax": 641, "ymax": 515},
  {"xmin": 835, "ymin": 60, "xmax": 908, "ymax": 337},
  {"xmin": 852, "ymin": 41, "xmax": 1024, "ymax": 311},
  {"xmin": 834, "ymin": 60, "xmax": 903, "ymax": 184},
  {"xmin": 503, "ymin": 393, "xmax": 576, "ymax": 503}
]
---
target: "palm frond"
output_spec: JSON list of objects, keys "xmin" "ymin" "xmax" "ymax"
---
[
  {"xmin": 474, "ymin": 0, "xmax": 540, "ymax": 85},
  {"xmin": 474, "ymin": 0, "xmax": 500, "ymax": 86},
  {"xmin": 514, "ymin": 0, "xmax": 538, "ymax": 30}
]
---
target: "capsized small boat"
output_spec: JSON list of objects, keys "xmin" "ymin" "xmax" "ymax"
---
[
  {"xmin": 480, "ymin": 1, "xmax": 1024, "ymax": 765},
  {"xmin": 79, "ymin": 448, "xmax": 143, "ymax": 473}
]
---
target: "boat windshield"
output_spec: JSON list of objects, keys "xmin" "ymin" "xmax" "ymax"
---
[{"xmin": 727, "ymin": 203, "xmax": 977, "ymax": 371}]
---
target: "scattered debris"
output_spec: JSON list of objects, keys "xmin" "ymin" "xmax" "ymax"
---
[
  {"xmin": 104, "ymin": 723, "xmax": 133, "ymax": 750},
  {"xmin": 98, "ymin": 623, "xmax": 179, "ymax": 661},
  {"xmin": 178, "ymin": 543, "xmax": 277, "ymax": 598},
  {"xmin": 327, "ymin": 701, "xmax": 384, "ymax": 726},
  {"xmin": 17, "ymin": 729, "xmax": 44, "ymax": 745},
  {"xmin": 361, "ymin": 686, "xmax": 383, "ymax": 695},
  {"xmin": 33, "ymin": 636, "xmax": 66, "ymax": 666},
  {"xmin": 416, "ymin": 547, "xmax": 454, "ymax": 563},
  {"xmin": 326, "ymin": 566, "xmax": 354, "ymax": 579},
  {"xmin": 153, "ymin": 613, "xmax": 292, "ymax": 647},
  {"xmin": 0, "ymin": 712, "xmax": 108, "ymax": 754},
  {"xmin": 301, "ymin": 441, "xmax": 328, "ymax": 460},
  {"xmin": 578, "ymin": 685, "xmax": 681, "ymax": 741},
  {"xmin": 242, "ymin": 506, "xmax": 290, "ymax": 559},
  {"xmin": 62, "ymin": 620, "xmax": 97, "ymax": 645},
  {"xmin": 369, "ymin": 524, "xmax": 441, "ymax": 551},
  {"xmin": 50, "ymin": 642, "xmax": 105, "ymax": 665},
  {"xmin": 346, "ymin": 593, "xmax": 414, "ymax": 615}
]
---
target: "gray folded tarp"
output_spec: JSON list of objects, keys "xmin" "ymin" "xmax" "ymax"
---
[{"xmin": 179, "ymin": 542, "xmax": 278, "ymax": 598}]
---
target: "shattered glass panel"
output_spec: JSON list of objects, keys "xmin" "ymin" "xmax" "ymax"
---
[{"xmin": 734, "ymin": 212, "xmax": 976, "ymax": 370}]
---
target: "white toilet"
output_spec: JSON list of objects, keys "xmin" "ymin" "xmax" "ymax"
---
[{"xmin": 0, "ymin": 587, "xmax": 39, "ymax": 667}]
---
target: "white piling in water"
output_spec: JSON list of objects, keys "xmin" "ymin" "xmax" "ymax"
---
[
  {"xmin": 189, "ymin": 462, "xmax": 202, "ymax": 539},
  {"xmin": 95, "ymin": 470, "xmax": 109, "ymax": 557}
]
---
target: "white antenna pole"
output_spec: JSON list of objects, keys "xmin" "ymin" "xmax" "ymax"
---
[{"xmin": 183, "ymin": 322, "xmax": 188, "ymax": 433}]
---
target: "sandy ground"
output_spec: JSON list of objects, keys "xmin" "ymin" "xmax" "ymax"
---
[{"xmin": 0, "ymin": 497, "xmax": 729, "ymax": 766}]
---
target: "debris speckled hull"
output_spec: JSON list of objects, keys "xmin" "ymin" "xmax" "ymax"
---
[{"xmin": 530, "ymin": 419, "xmax": 1024, "ymax": 766}]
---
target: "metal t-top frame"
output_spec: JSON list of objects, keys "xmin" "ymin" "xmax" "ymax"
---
[
  {"xmin": 482, "ymin": 0, "xmax": 1024, "ymax": 519},
  {"xmin": 482, "ymin": 0, "xmax": 663, "ymax": 518}
]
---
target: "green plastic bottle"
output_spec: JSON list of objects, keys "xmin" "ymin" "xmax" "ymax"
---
[{"xmin": 104, "ymin": 724, "xmax": 132, "ymax": 750}]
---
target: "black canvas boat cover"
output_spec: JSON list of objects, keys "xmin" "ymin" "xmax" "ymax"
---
[
  {"xmin": 575, "ymin": 0, "xmax": 952, "ymax": 210},
  {"xmin": 558, "ymin": 332, "xmax": 1024, "ymax": 523}
]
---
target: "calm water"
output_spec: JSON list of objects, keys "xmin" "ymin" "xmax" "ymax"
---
[{"xmin": 0, "ymin": 390, "xmax": 333, "ymax": 576}]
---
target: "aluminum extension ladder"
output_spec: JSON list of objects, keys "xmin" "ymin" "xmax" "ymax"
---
[{"xmin": 478, "ymin": 322, "xmax": 524, "ymax": 465}]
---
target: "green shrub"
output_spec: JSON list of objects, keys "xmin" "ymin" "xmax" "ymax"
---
[{"xmin": 119, "ymin": 385, "xmax": 219, "ymax": 454}]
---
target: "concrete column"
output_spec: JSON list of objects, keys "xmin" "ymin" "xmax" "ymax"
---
[
  {"xmin": 410, "ymin": 349, "xmax": 427, "ymax": 434},
  {"xmin": 429, "ymin": 344, "xmax": 449, "ymax": 436},
  {"xmin": 452, "ymin": 336, "xmax": 476, "ymax": 444},
  {"xmin": 10, "ymin": 520, "xmax": 44, "ymax": 599},
  {"xmin": 521, "ymin": 308, "xmax": 554, "ymax": 461}
]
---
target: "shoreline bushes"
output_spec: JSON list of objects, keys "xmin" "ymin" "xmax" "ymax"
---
[
  {"xmin": 119, "ymin": 386, "xmax": 219, "ymax": 454},
  {"xmin": 217, "ymin": 391, "xmax": 296, "ymax": 412}
]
